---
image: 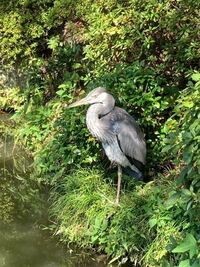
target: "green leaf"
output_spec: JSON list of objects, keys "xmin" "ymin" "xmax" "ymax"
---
[
  {"xmin": 91, "ymin": 235, "xmax": 99, "ymax": 243},
  {"xmin": 165, "ymin": 192, "xmax": 181, "ymax": 209},
  {"xmin": 178, "ymin": 259, "xmax": 190, "ymax": 267},
  {"xmin": 183, "ymin": 150, "xmax": 193, "ymax": 164},
  {"xmin": 191, "ymin": 73, "xmax": 200, "ymax": 82},
  {"xmin": 56, "ymin": 89, "xmax": 65, "ymax": 96},
  {"xmin": 181, "ymin": 189, "xmax": 192, "ymax": 197},
  {"xmin": 182, "ymin": 101, "xmax": 194, "ymax": 108},
  {"xmin": 149, "ymin": 218, "xmax": 157, "ymax": 228},
  {"xmin": 172, "ymin": 234, "xmax": 197, "ymax": 259},
  {"xmin": 47, "ymin": 36, "xmax": 59, "ymax": 50}
]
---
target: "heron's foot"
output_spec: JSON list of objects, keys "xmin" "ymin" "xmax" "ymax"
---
[
  {"xmin": 98, "ymin": 190, "xmax": 120, "ymax": 206},
  {"xmin": 107, "ymin": 199, "xmax": 121, "ymax": 207},
  {"xmin": 115, "ymin": 198, "xmax": 120, "ymax": 206},
  {"xmin": 105, "ymin": 197, "xmax": 120, "ymax": 206}
]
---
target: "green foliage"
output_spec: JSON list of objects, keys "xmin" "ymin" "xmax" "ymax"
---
[
  {"xmin": 172, "ymin": 234, "xmax": 198, "ymax": 259},
  {"xmin": 80, "ymin": 0, "xmax": 200, "ymax": 81},
  {"xmin": 164, "ymin": 73, "xmax": 200, "ymax": 182},
  {"xmin": 161, "ymin": 74, "xmax": 200, "ymax": 266},
  {"xmin": 0, "ymin": 0, "xmax": 200, "ymax": 266},
  {"xmin": 0, "ymin": 87, "xmax": 25, "ymax": 112}
]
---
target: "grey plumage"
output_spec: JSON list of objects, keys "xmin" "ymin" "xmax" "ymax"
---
[{"xmin": 68, "ymin": 87, "xmax": 146, "ymax": 204}]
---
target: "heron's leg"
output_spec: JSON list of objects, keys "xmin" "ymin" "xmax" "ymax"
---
[{"xmin": 116, "ymin": 164, "xmax": 122, "ymax": 205}]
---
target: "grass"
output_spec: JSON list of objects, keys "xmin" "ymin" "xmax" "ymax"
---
[{"xmin": 49, "ymin": 167, "xmax": 180, "ymax": 266}]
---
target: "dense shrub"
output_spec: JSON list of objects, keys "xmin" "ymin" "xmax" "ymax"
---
[{"xmin": 161, "ymin": 74, "xmax": 200, "ymax": 266}]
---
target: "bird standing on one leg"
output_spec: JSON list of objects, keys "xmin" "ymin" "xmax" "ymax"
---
[{"xmin": 68, "ymin": 87, "xmax": 146, "ymax": 205}]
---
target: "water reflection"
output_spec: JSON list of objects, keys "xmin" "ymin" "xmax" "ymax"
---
[
  {"xmin": 0, "ymin": 221, "xmax": 106, "ymax": 267},
  {"xmin": 0, "ymin": 114, "xmax": 107, "ymax": 267}
]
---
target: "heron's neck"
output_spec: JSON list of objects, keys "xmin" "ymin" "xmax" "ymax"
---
[{"xmin": 86, "ymin": 96, "xmax": 115, "ymax": 141}]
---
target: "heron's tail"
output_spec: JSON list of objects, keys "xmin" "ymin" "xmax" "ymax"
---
[{"xmin": 122, "ymin": 166, "xmax": 143, "ymax": 181}]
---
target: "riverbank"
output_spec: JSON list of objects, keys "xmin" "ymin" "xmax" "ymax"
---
[
  {"xmin": 0, "ymin": 111, "xmax": 175, "ymax": 267},
  {"xmin": 1, "ymin": 81, "xmax": 200, "ymax": 265}
]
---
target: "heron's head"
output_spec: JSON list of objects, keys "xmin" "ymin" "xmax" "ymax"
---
[{"xmin": 68, "ymin": 87, "xmax": 111, "ymax": 108}]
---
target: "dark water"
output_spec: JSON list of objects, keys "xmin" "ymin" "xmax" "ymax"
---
[
  {"xmin": 0, "ymin": 221, "xmax": 107, "ymax": 267},
  {"xmin": 0, "ymin": 113, "xmax": 107, "ymax": 267}
]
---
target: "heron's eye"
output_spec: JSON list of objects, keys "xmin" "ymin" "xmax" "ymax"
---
[{"xmin": 91, "ymin": 94, "xmax": 98, "ymax": 98}]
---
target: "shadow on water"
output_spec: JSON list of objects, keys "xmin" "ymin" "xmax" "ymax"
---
[{"xmin": 0, "ymin": 114, "xmax": 108, "ymax": 267}]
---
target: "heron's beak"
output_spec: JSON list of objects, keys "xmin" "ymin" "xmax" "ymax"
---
[{"xmin": 67, "ymin": 97, "xmax": 88, "ymax": 108}]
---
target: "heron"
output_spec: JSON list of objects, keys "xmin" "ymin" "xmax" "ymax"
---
[{"xmin": 68, "ymin": 87, "xmax": 146, "ymax": 204}]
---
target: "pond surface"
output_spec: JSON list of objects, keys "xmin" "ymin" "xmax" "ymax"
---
[
  {"xmin": 0, "ymin": 113, "xmax": 107, "ymax": 267},
  {"xmin": 0, "ymin": 220, "xmax": 106, "ymax": 267}
]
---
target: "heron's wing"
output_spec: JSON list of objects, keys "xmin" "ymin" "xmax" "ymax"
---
[{"xmin": 104, "ymin": 107, "xmax": 146, "ymax": 168}]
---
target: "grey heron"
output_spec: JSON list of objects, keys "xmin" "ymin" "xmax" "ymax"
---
[{"xmin": 68, "ymin": 87, "xmax": 146, "ymax": 204}]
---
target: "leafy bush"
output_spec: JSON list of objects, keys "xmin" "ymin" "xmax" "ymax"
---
[{"xmin": 161, "ymin": 73, "xmax": 200, "ymax": 267}]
